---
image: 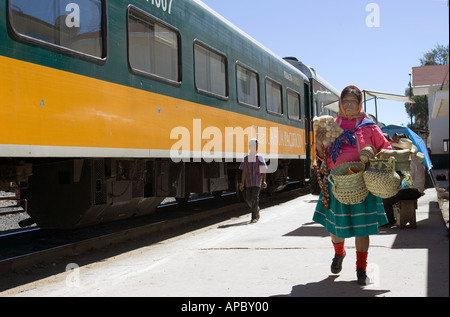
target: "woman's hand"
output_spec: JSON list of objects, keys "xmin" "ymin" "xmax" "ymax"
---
[
  {"xmin": 315, "ymin": 128, "xmax": 327, "ymax": 145},
  {"xmin": 315, "ymin": 129, "xmax": 327, "ymax": 158}
]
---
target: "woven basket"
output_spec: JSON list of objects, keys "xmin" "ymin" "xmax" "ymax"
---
[
  {"xmin": 363, "ymin": 157, "xmax": 401, "ymax": 199},
  {"xmin": 378, "ymin": 149, "xmax": 411, "ymax": 171},
  {"xmin": 329, "ymin": 162, "xmax": 368, "ymax": 205},
  {"xmin": 359, "ymin": 145, "xmax": 376, "ymax": 164}
]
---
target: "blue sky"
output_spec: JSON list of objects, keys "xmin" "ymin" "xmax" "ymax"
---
[{"xmin": 202, "ymin": 0, "xmax": 449, "ymax": 126}]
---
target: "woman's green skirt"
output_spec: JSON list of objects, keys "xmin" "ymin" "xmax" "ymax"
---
[{"xmin": 313, "ymin": 181, "xmax": 388, "ymax": 238}]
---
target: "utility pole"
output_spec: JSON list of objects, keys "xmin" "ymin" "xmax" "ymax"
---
[{"xmin": 409, "ymin": 73, "xmax": 413, "ymax": 130}]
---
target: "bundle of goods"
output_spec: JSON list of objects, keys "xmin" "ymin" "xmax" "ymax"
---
[
  {"xmin": 313, "ymin": 116, "xmax": 344, "ymax": 210},
  {"xmin": 377, "ymin": 149, "xmax": 411, "ymax": 171},
  {"xmin": 313, "ymin": 116, "xmax": 344, "ymax": 147}
]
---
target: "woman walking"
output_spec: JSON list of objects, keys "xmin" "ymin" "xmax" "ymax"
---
[{"xmin": 313, "ymin": 85, "xmax": 392, "ymax": 285}]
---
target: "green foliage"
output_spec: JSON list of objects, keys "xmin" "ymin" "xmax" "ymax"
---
[{"xmin": 419, "ymin": 44, "xmax": 449, "ymax": 66}]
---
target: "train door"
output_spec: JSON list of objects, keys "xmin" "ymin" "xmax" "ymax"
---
[{"xmin": 304, "ymin": 82, "xmax": 313, "ymax": 179}]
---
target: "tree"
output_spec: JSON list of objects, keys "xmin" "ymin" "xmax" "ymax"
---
[
  {"xmin": 405, "ymin": 92, "xmax": 428, "ymax": 132},
  {"xmin": 406, "ymin": 44, "xmax": 449, "ymax": 132},
  {"xmin": 419, "ymin": 44, "xmax": 449, "ymax": 66}
]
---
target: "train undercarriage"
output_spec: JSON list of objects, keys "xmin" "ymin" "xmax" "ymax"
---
[{"xmin": 1, "ymin": 158, "xmax": 306, "ymax": 230}]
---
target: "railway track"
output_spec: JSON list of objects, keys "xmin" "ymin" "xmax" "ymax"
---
[
  {"xmin": 0, "ymin": 185, "xmax": 310, "ymax": 290},
  {"xmin": 0, "ymin": 192, "xmax": 25, "ymax": 217}
]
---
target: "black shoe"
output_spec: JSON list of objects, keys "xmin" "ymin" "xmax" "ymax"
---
[
  {"xmin": 330, "ymin": 252, "xmax": 346, "ymax": 274},
  {"xmin": 357, "ymin": 268, "xmax": 368, "ymax": 285}
]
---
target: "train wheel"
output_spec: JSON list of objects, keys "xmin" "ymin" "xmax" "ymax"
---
[{"xmin": 212, "ymin": 191, "xmax": 223, "ymax": 198}]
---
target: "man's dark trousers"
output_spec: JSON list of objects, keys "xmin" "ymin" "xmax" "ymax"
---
[{"xmin": 245, "ymin": 186, "xmax": 261, "ymax": 221}]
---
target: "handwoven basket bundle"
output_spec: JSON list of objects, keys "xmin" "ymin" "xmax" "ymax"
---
[
  {"xmin": 329, "ymin": 162, "xmax": 368, "ymax": 205},
  {"xmin": 378, "ymin": 149, "xmax": 411, "ymax": 171},
  {"xmin": 363, "ymin": 157, "xmax": 401, "ymax": 199}
]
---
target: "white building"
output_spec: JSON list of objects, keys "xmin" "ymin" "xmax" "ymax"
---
[{"xmin": 412, "ymin": 64, "xmax": 449, "ymax": 169}]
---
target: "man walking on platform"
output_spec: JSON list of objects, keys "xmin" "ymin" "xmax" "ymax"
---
[{"xmin": 239, "ymin": 138, "xmax": 268, "ymax": 223}]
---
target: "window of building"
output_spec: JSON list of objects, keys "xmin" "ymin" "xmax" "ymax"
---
[
  {"xmin": 444, "ymin": 139, "xmax": 449, "ymax": 153},
  {"xmin": 194, "ymin": 41, "xmax": 228, "ymax": 99},
  {"xmin": 287, "ymin": 89, "xmax": 301, "ymax": 121},
  {"xmin": 9, "ymin": 0, "xmax": 106, "ymax": 60},
  {"xmin": 128, "ymin": 6, "xmax": 181, "ymax": 84},
  {"xmin": 236, "ymin": 63, "xmax": 259, "ymax": 108},
  {"xmin": 266, "ymin": 78, "xmax": 282, "ymax": 115}
]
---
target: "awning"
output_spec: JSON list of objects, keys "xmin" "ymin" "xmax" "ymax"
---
[
  {"xmin": 325, "ymin": 90, "xmax": 415, "ymax": 113},
  {"xmin": 363, "ymin": 90, "xmax": 415, "ymax": 103},
  {"xmin": 431, "ymin": 90, "xmax": 449, "ymax": 118}
]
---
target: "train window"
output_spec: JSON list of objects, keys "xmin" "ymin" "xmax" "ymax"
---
[
  {"xmin": 194, "ymin": 41, "xmax": 228, "ymax": 99},
  {"xmin": 266, "ymin": 78, "xmax": 283, "ymax": 115},
  {"xmin": 287, "ymin": 89, "xmax": 301, "ymax": 121},
  {"xmin": 128, "ymin": 6, "xmax": 181, "ymax": 84},
  {"xmin": 236, "ymin": 63, "xmax": 259, "ymax": 108},
  {"xmin": 8, "ymin": 0, "xmax": 106, "ymax": 60}
]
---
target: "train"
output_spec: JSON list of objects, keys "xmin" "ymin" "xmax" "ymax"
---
[{"xmin": 0, "ymin": 0, "xmax": 339, "ymax": 229}]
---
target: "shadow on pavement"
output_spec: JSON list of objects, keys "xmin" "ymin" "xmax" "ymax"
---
[
  {"xmin": 280, "ymin": 200, "xmax": 449, "ymax": 297},
  {"xmin": 272, "ymin": 275, "xmax": 390, "ymax": 297},
  {"xmin": 283, "ymin": 222, "xmax": 329, "ymax": 237}
]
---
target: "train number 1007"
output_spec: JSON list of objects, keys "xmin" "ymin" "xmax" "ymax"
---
[{"xmin": 147, "ymin": 0, "xmax": 174, "ymax": 14}]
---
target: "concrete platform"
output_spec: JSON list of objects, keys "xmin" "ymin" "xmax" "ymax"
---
[
  {"xmin": 1, "ymin": 188, "xmax": 448, "ymax": 297},
  {"xmin": 431, "ymin": 168, "xmax": 449, "ymax": 231}
]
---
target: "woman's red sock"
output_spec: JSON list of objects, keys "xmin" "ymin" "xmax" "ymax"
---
[
  {"xmin": 356, "ymin": 251, "xmax": 368, "ymax": 271},
  {"xmin": 332, "ymin": 241, "xmax": 345, "ymax": 256}
]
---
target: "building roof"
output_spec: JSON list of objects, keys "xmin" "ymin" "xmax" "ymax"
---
[
  {"xmin": 412, "ymin": 65, "xmax": 449, "ymax": 119},
  {"xmin": 412, "ymin": 65, "xmax": 449, "ymax": 88}
]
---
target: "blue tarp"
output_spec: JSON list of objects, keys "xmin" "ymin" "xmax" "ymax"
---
[{"xmin": 381, "ymin": 124, "xmax": 433, "ymax": 171}]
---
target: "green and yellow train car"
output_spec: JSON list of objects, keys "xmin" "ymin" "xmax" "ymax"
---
[{"xmin": 0, "ymin": 0, "xmax": 338, "ymax": 229}]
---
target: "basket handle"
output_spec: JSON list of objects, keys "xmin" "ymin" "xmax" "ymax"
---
[
  {"xmin": 388, "ymin": 156, "xmax": 396, "ymax": 178},
  {"xmin": 328, "ymin": 176, "xmax": 334, "ymax": 186}
]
